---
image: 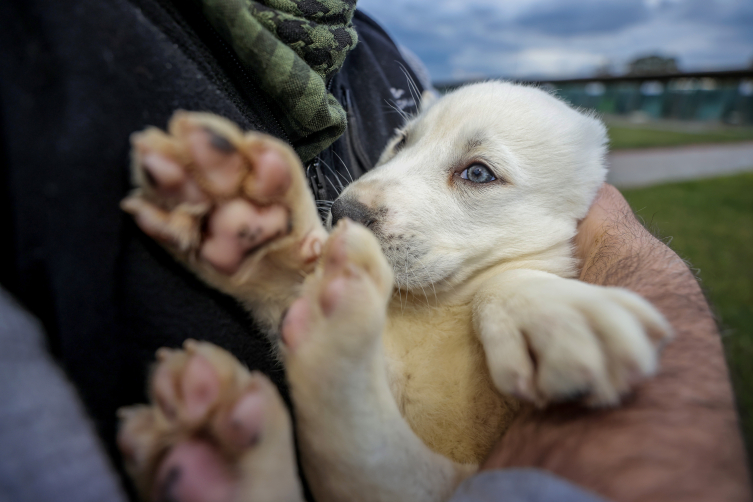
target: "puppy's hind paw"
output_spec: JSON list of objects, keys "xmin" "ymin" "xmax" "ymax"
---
[{"xmin": 118, "ymin": 341, "xmax": 303, "ymax": 502}]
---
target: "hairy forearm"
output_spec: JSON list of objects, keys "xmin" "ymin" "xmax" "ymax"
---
[{"xmin": 481, "ymin": 186, "xmax": 751, "ymax": 502}]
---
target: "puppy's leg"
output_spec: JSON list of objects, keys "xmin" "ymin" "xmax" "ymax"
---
[
  {"xmin": 473, "ymin": 269, "xmax": 673, "ymax": 406},
  {"xmin": 118, "ymin": 341, "xmax": 303, "ymax": 502},
  {"xmin": 121, "ymin": 112, "xmax": 327, "ymax": 332},
  {"xmin": 283, "ymin": 219, "xmax": 474, "ymax": 502}
]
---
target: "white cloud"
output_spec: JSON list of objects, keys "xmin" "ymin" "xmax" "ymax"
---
[
  {"xmin": 357, "ymin": 0, "xmax": 753, "ymax": 81},
  {"xmin": 644, "ymin": 0, "xmax": 683, "ymax": 9},
  {"xmin": 447, "ymin": 47, "xmax": 608, "ymax": 79}
]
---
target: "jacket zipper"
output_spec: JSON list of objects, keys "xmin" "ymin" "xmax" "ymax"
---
[
  {"xmin": 143, "ymin": 0, "xmax": 290, "ymax": 143},
  {"xmin": 306, "ymin": 80, "xmax": 348, "ymax": 203},
  {"xmin": 306, "ymin": 158, "xmax": 329, "ymax": 202},
  {"xmin": 201, "ymin": 19, "xmax": 291, "ymax": 145}
]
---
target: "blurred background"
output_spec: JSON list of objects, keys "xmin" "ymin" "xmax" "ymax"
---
[{"xmin": 359, "ymin": 0, "xmax": 753, "ymax": 462}]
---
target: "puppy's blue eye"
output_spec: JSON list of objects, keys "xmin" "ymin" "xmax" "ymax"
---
[{"xmin": 461, "ymin": 164, "xmax": 496, "ymax": 183}]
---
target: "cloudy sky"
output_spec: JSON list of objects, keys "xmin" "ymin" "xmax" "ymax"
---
[{"xmin": 356, "ymin": 0, "xmax": 753, "ymax": 82}]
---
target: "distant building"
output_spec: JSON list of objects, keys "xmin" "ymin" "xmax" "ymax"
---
[{"xmin": 627, "ymin": 55, "xmax": 679, "ymax": 76}]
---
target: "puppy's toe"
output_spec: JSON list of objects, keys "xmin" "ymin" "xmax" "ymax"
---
[
  {"xmin": 119, "ymin": 342, "xmax": 302, "ymax": 502},
  {"xmin": 117, "ymin": 405, "xmax": 160, "ymax": 480},
  {"xmin": 152, "ymin": 440, "xmax": 237, "ymax": 502},
  {"xmin": 522, "ymin": 309, "xmax": 615, "ymax": 406},
  {"xmin": 281, "ymin": 219, "xmax": 394, "ymax": 356},
  {"xmin": 501, "ymin": 280, "xmax": 670, "ymax": 407},
  {"xmin": 323, "ymin": 218, "xmax": 394, "ymax": 299},
  {"xmin": 605, "ymin": 288, "xmax": 673, "ymax": 349},
  {"xmin": 124, "ymin": 112, "xmax": 326, "ymax": 280},
  {"xmin": 199, "ymin": 200, "xmax": 288, "ymax": 275}
]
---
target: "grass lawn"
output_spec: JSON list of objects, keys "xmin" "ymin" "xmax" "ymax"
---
[
  {"xmin": 622, "ymin": 172, "xmax": 753, "ymax": 459},
  {"xmin": 609, "ymin": 125, "xmax": 753, "ymax": 150}
]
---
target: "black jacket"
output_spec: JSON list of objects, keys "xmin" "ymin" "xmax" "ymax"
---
[{"xmin": 0, "ymin": 0, "xmax": 423, "ymax": 487}]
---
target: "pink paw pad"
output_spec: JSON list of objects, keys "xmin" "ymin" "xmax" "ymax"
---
[
  {"xmin": 188, "ymin": 128, "xmax": 247, "ymax": 197},
  {"xmin": 323, "ymin": 230, "xmax": 349, "ymax": 276},
  {"xmin": 153, "ymin": 440, "xmax": 236, "ymax": 502},
  {"xmin": 320, "ymin": 276, "xmax": 352, "ymax": 317},
  {"xmin": 152, "ymin": 363, "xmax": 180, "ymax": 421},
  {"xmin": 281, "ymin": 298, "xmax": 313, "ymax": 351},
  {"xmin": 141, "ymin": 153, "xmax": 207, "ymax": 204},
  {"xmin": 125, "ymin": 115, "xmax": 306, "ymax": 278},
  {"xmin": 214, "ymin": 388, "xmax": 268, "ymax": 452},
  {"xmin": 244, "ymin": 148, "xmax": 293, "ymax": 202},
  {"xmin": 151, "ymin": 352, "xmax": 221, "ymax": 423},
  {"xmin": 200, "ymin": 200, "xmax": 288, "ymax": 275},
  {"xmin": 181, "ymin": 354, "xmax": 221, "ymax": 422},
  {"xmin": 318, "ymin": 225, "xmax": 361, "ymax": 316}
]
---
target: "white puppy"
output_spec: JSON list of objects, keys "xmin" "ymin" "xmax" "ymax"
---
[{"xmin": 118, "ymin": 81, "xmax": 671, "ymax": 502}]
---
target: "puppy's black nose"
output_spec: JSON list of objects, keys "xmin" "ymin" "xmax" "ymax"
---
[{"xmin": 330, "ymin": 197, "xmax": 376, "ymax": 228}]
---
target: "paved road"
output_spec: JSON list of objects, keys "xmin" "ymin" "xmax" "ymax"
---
[{"xmin": 606, "ymin": 142, "xmax": 753, "ymax": 188}]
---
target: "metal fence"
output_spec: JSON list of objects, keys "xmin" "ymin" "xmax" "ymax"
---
[{"xmin": 436, "ymin": 70, "xmax": 753, "ymax": 125}]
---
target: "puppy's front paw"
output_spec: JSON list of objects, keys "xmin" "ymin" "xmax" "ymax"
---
[
  {"xmin": 281, "ymin": 218, "xmax": 394, "ymax": 361},
  {"xmin": 121, "ymin": 112, "xmax": 326, "ymax": 288},
  {"xmin": 478, "ymin": 276, "xmax": 672, "ymax": 406},
  {"xmin": 118, "ymin": 341, "xmax": 302, "ymax": 502}
]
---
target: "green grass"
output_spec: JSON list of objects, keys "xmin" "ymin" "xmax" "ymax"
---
[
  {"xmin": 622, "ymin": 172, "xmax": 753, "ymax": 459},
  {"xmin": 609, "ymin": 125, "xmax": 753, "ymax": 150}
]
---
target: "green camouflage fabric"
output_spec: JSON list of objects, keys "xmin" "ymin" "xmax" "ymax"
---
[{"xmin": 199, "ymin": 0, "xmax": 358, "ymax": 162}]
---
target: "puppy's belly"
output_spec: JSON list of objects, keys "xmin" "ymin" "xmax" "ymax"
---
[{"xmin": 384, "ymin": 304, "xmax": 519, "ymax": 464}]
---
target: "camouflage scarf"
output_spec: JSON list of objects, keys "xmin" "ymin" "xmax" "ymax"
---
[{"xmin": 199, "ymin": 0, "xmax": 358, "ymax": 162}]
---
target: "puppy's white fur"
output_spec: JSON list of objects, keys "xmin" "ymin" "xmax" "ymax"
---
[
  {"xmin": 280, "ymin": 82, "xmax": 670, "ymax": 502},
  {"xmin": 315, "ymin": 83, "xmax": 609, "ymax": 458},
  {"xmin": 361, "ymin": 82, "xmax": 607, "ymax": 293},
  {"xmin": 123, "ymin": 81, "xmax": 671, "ymax": 502}
]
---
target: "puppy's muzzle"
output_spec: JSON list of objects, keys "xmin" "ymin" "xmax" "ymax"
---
[{"xmin": 330, "ymin": 196, "xmax": 377, "ymax": 229}]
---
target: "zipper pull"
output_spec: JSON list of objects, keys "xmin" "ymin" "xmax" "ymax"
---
[{"xmin": 306, "ymin": 158, "xmax": 329, "ymax": 202}]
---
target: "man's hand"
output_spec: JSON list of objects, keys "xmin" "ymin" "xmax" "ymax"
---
[{"xmin": 481, "ymin": 184, "xmax": 751, "ymax": 502}]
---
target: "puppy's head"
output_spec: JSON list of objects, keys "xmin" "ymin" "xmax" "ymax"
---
[{"xmin": 329, "ymin": 81, "xmax": 607, "ymax": 295}]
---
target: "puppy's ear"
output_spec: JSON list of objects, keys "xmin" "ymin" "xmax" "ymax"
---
[{"xmin": 420, "ymin": 90, "xmax": 440, "ymax": 111}]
